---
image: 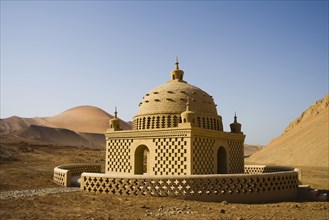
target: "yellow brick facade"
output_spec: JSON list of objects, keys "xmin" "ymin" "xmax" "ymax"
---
[{"xmin": 105, "ymin": 60, "xmax": 245, "ymax": 176}]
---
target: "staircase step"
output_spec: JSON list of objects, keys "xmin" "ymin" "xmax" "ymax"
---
[{"xmin": 298, "ymin": 185, "xmax": 328, "ymax": 201}]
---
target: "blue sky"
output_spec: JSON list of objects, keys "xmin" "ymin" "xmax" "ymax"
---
[{"xmin": 1, "ymin": 1, "xmax": 328, "ymax": 145}]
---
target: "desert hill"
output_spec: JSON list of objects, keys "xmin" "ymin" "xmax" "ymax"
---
[
  {"xmin": 43, "ymin": 105, "xmax": 131, "ymax": 133},
  {"xmin": 0, "ymin": 116, "xmax": 56, "ymax": 135},
  {"xmin": 17, "ymin": 125, "xmax": 105, "ymax": 148},
  {"xmin": 0, "ymin": 105, "xmax": 132, "ymax": 135},
  {"xmin": 244, "ymin": 144, "xmax": 263, "ymax": 158},
  {"xmin": 247, "ymin": 94, "xmax": 329, "ymax": 167},
  {"xmin": 1, "ymin": 106, "xmax": 263, "ymax": 154},
  {"xmin": 0, "ymin": 106, "xmax": 131, "ymax": 148}
]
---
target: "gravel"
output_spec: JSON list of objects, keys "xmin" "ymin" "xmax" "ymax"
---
[
  {"xmin": 0, "ymin": 187, "xmax": 80, "ymax": 200},
  {"xmin": 144, "ymin": 205, "xmax": 197, "ymax": 217}
]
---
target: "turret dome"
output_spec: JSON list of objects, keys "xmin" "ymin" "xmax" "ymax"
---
[
  {"xmin": 108, "ymin": 107, "xmax": 121, "ymax": 131},
  {"xmin": 170, "ymin": 57, "xmax": 185, "ymax": 81}
]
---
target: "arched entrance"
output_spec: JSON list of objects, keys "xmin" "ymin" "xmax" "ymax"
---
[
  {"xmin": 217, "ymin": 146, "xmax": 227, "ymax": 174},
  {"xmin": 134, "ymin": 145, "xmax": 150, "ymax": 175}
]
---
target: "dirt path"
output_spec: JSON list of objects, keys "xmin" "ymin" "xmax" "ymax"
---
[{"xmin": 0, "ymin": 187, "xmax": 80, "ymax": 200}]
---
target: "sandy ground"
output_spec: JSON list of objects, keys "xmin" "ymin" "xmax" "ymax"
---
[{"xmin": 0, "ymin": 142, "xmax": 328, "ymax": 220}]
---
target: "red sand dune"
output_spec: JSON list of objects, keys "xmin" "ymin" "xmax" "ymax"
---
[
  {"xmin": 43, "ymin": 105, "xmax": 131, "ymax": 133},
  {"xmin": 0, "ymin": 105, "xmax": 131, "ymax": 135}
]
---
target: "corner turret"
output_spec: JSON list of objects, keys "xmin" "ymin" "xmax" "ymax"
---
[
  {"xmin": 108, "ymin": 107, "xmax": 121, "ymax": 131},
  {"xmin": 230, "ymin": 113, "xmax": 242, "ymax": 133}
]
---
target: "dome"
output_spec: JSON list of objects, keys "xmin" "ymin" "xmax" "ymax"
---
[
  {"xmin": 132, "ymin": 60, "xmax": 223, "ymax": 131},
  {"xmin": 136, "ymin": 80, "xmax": 217, "ymax": 116}
]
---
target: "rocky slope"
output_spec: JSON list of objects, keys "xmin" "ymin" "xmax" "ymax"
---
[
  {"xmin": 17, "ymin": 125, "xmax": 105, "ymax": 148},
  {"xmin": 247, "ymin": 94, "xmax": 329, "ymax": 167}
]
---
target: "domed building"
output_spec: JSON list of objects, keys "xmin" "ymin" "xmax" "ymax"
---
[
  {"xmin": 105, "ymin": 60, "xmax": 245, "ymax": 176},
  {"xmin": 54, "ymin": 60, "xmax": 303, "ymax": 203}
]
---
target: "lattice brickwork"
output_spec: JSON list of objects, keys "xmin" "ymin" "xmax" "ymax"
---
[
  {"xmin": 106, "ymin": 139, "xmax": 133, "ymax": 173},
  {"xmin": 81, "ymin": 170, "xmax": 299, "ymax": 201},
  {"xmin": 133, "ymin": 114, "xmax": 223, "ymax": 131},
  {"xmin": 53, "ymin": 164, "xmax": 101, "ymax": 187},
  {"xmin": 228, "ymin": 141, "xmax": 244, "ymax": 173},
  {"xmin": 244, "ymin": 165, "xmax": 295, "ymax": 174},
  {"xmin": 53, "ymin": 168, "xmax": 69, "ymax": 186},
  {"xmin": 67, "ymin": 165, "xmax": 101, "ymax": 176},
  {"xmin": 192, "ymin": 137, "xmax": 215, "ymax": 174},
  {"xmin": 153, "ymin": 137, "xmax": 188, "ymax": 175}
]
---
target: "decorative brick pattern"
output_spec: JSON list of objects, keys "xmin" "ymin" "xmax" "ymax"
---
[
  {"xmin": 244, "ymin": 165, "xmax": 296, "ymax": 174},
  {"xmin": 192, "ymin": 137, "xmax": 215, "ymax": 174},
  {"xmin": 81, "ymin": 166, "xmax": 299, "ymax": 203},
  {"xmin": 133, "ymin": 114, "xmax": 182, "ymax": 130},
  {"xmin": 106, "ymin": 130, "xmax": 189, "ymax": 139},
  {"xmin": 133, "ymin": 114, "xmax": 223, "ymax": 131},
  {"xmin": 106, "ymin": 139, "xmax": 133, "ymax": 173},
  {"xmin": 53, "ymin": 168, "xmax": 69, "ymax": 186},
  {"xmin": 53, "ymin": 164, "xmax": 101, "ymax": 187},
  {"xmin": 228, "ymin": 141, "xmax": 244, "ymax": 173},
  {"xmin": 66, "ymin": 165, "xmax": 101, "ymax": 176},
  {"xmin": 153, "ymin": 137, "xmax": 188, "ymax": 175}
]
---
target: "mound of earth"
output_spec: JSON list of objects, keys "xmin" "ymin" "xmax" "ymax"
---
[
  {"xmin": 0, "ymin": 116, "xmax": 56, "ymax": 135},
  {"xmin": 0, "ymin": 105, "xmax": 132, "ymax": 135},
  {"xmin": 43, "ymin": 105, "xmax": 131, "ymax": 133},
  {"xmin": 247, "ymin": 94, "xmax": 329, "ymax": 167},
  {"xmin": 0, "ymin": 105, "xmax": 131, "ymax": 147},
  {"xmin": 17, "ymin": 125, "xmax": 105, "ymax": 148},
  {"xmin": 244, "ymin": 144, "xmax": 263, "ymax": 157}
]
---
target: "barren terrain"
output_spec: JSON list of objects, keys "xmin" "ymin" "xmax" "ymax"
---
[
  {"xmin": 1, "ymin": 96, "xmax": 328, "ymax": 219},
  {"xmin": 248, "ymin": 94, "xmax": 329, "ymax": 168},
  {"xmin": 0, "ymin": 141, "xmax": 328, "ymax": 220}
]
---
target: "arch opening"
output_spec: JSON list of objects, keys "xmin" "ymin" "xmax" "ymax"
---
[
  {"xmin": 134, "ymin": 145, "xmax": 150, "ymax": 175},
  {"xmin": 217, "ymin": 146, "xmax": 227, "ymax": 174}
]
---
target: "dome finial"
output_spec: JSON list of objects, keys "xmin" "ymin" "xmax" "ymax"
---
[
  {"xmin": 114, "ymin": 106, "xmax": 118, "ymax": 118},
  {"xmin": 175, "ymin": 57, "xmax": 179, "ymax": 70},
  {"xmin": 234, "ymin": 112, "xmax": 237, "ymax": 123},
  {"xmin": 170, "ymin": 57, "xmax": 184, "ymax": 81}
]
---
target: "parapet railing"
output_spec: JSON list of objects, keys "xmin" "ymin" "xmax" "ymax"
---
[
  {"xmin": 53, "ymin": 164, "xmax": 101, "ymax": 187},
  {"xmin": 244, "ymin": 165, "xmax": 302, "ymax": 183}
]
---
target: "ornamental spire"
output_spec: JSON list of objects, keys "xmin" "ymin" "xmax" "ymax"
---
[
  {"xmin": 175, "ymin": 56, "xmax": 179, "ymax": 70},
  {"xmin": 234, "ymin": 112, "xmax": 237, "ymax": 123},
  {"xmin": 114, "ymin": 106, "xmax": 118, "ymax": 118},
  {"xmin": 109, "ymin": 106, "xmax": 121, "ymax": 131},
  {"xmin": 170, "ymin": 57, "xmax": 184, "ymax": 81}
]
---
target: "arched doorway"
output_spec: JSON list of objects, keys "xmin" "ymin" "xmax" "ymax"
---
[
  {"xmin": 217, "ymin": 146, "xmax": 227, "ymax": 174},
  {"xmin": 134, "ymin": 145, "xmax": 150, "ymax": 175}
]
